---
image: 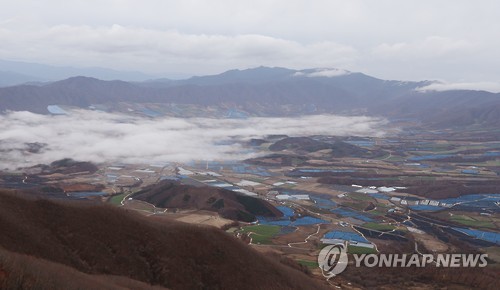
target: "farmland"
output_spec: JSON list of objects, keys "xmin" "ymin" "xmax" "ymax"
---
[
  {"xmin": 1, "ymin": 125, "xmax": 498, "ymax": 287},
  {"xmin": 240, "ymin": 225, "xmax": 281, "ymax": 244}
]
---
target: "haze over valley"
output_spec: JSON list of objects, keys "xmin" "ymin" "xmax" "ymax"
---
[
  {"xmin": 1, "ymin": 66, "xmax": 499, "ymax": 289},
  {"xmin": 0, "ymin": 110, "xmax": 387, "ymax": 169},
  {"xmin": 1, "ymin": 1, "xmax": 499, "ymax": 289}
]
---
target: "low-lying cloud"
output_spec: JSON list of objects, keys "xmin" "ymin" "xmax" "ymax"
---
[
  {"xmin": 294, "ymin": 68, "xmax": 351, "ymax": 78},
  {"xmin": 416, "ymin": 81, "xmax": 500, "ymax": 93},
  {"xmin": 0, "ymin": 111, "xmax": 387, "ymax": 170}
]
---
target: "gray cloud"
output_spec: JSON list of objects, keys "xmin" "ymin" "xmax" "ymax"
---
[
  {"xmin": 0, "ymin": 24, "xmax": 357, "ymax": 75},
  {"xmin": 0, "ymin": 111, "xmax": 387, "ymax": 170},
  {"xmin": 0, "ymin": 0, "xmax": 499, "ymax": 82}
]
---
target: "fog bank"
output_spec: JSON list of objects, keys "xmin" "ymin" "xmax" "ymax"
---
[{"xmin": 0, "ymin": 111, "xmax": 388, "ymax": 170}]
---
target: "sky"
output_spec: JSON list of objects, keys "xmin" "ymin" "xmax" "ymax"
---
[
  {"xmin": 0, "ymin": 111, "xmax": 386, "ymax": 170},
  {"xmin": 0, "ymin": 0, "xmax": 499, "ymax": 86}
]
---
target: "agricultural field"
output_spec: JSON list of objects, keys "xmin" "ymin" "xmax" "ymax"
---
[
  {"xmin": 361, "ymin": 222, "xmax": 396, "ymax": 232},
  {"xmin": 2, "ymin": 125, "xmax": 498, "ymax": 286},
  {"xmin": 347, "ymin": 245, "xmax": 378, "ymax": 254},
  {"xmin": 240, "ymin": 225, "xmax": 281, "ymax": 244}
]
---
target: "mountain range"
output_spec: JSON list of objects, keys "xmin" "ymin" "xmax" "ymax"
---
[
  {"xmin": 0, "ymin": 59, "xmax": 156, "ymax": 85},
  {"xmin": 0, "ymin": 66, "xmax": 498, "ymax": 128}
]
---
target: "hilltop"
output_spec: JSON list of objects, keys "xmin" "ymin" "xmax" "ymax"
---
[
  {"xmin": 131, "ymin": 181, "xmax": 283, "ymax": 222},
  {"xmin": 0, "ymin": 190, "xmax": 328, "ymax": 290}
]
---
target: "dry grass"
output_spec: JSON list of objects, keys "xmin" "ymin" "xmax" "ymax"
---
[
  {"xmin": 0, "ymin": 247, "xmax": 166, "ymax": 290},
  {"xmin": 0, "ymin": 190, "xmax": 329, "ymax": 290}
]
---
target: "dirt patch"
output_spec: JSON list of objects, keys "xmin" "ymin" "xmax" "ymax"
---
[
  {"xmin": 413, "ymin": 232, "xmax": 450, "ymax": 253},
  {"xmin": 175, "ymin": 213, "xmax": 233, "ymax": 228}
]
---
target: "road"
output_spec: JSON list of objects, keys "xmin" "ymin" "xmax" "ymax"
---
[{"xmin": 288, "ymin": 225, "xmax": 321, "ymax": 248}]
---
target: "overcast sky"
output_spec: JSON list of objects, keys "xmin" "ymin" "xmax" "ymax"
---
[{"xmin": 1, "ymin": 0, "xmax": 499, "ymax": 85}]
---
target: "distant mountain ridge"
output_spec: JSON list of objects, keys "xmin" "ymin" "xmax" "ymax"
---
[
  {"xmin": 0, "ymin": 66, "xmax": 499, "ymax": 128},
  {"xmin": 0, "ymin": 59, "xmax": 156, "ymax": 86},
  {"xmin": 0, "ymin": 70, "xmax": 45, "ymax": 87}
]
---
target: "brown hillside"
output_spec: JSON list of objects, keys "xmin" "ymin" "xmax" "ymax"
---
[
  {"xmin": 131, "ymin": 181, "xmax": 283, "ymax": 222},
  {"xmin": 0, "ymin": 246, "xmax": 168, "ymax": 290},
  {"xmin": 0, "ymin": 190, "xmax": 328, "ymax": 290}
]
